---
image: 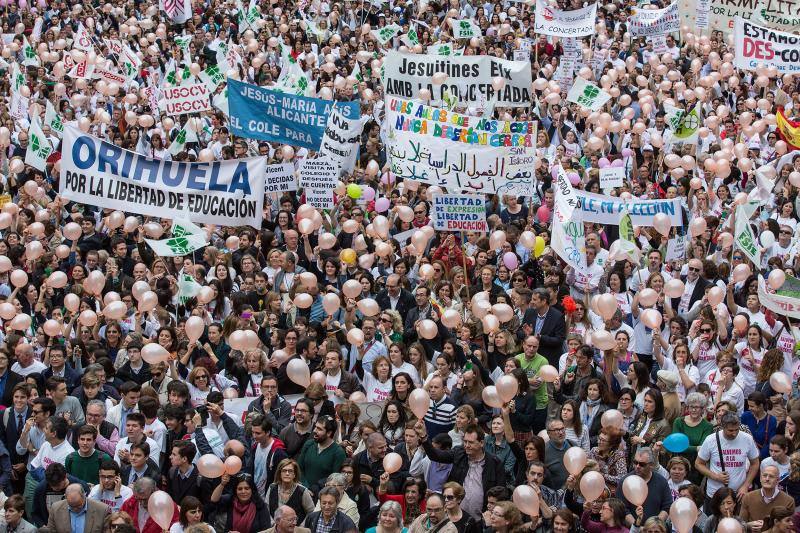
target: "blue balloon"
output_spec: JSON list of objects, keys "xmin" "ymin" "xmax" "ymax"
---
[{"xmin": 663, "ymin": 433, "xmax": 690, "ymax": 453}]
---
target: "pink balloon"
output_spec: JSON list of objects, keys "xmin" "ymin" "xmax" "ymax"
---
[
  {"xmin": 382, "ymin": 452, "xmax": 403, "ymax": 474},
  {"xmin": 579, "ymin": 471, "xmax": 607, "ymax": 502},
  {"xmin": 481, "ymin": 386, "xmax": 503, "ymax": 408},
  {"xmin": 224, "ymin": 455, "xmax": 243, "ymax": 475},
  {"xmin": 138, "ymin": 291, "xmax": 158, "ymax": 312},
  {"xmin": 47, "ymin": 271, "xmax": 68, "ymax": 289},
  {"xmin": 146, "ymin": 491, "xmax": 175, "ymax": 530},
  {"xmin": 132, "ymin": 281, "xmax": 150, "ymax": 301},
  {"xmin": 592, "ymin": 330, "xmax": 617, "ymax": 351},
  {"xmin": 229, "ymin": 330, "xmax": 248, "ymax": 351},
  {"xmin": 141, "ymin": 343, "xmax": 170, "ymax": 364},
  {"xmin": 79, "ymin": 310, "xmax": 98, "ymax": 327},
  {"xmin": 322, "ymin": 293, "xmax": 341, "ymax": 315},
  {"xmin": 357, "ymin": 298, "xmax": 380, "ymax": 316},
  {"xmin": 595, "ymin": 293, "xmax": 619, "ymax": 321},
  {"xmin": 287, "ymin": 358, "xmax": 310, "ymax": 387},
  {"xmin": 768, "ymin": 269, "xmax": 786, "ymax": 290},
  {"xmin": 664, "ymin": 278, "xmax": 685, "ymax": 299},
  {"xmin": 536, "ymin": 205, "xmax": 551, "ymax": 223},
  {"xmin": 375, "ymin": 197, "xmax": 391, "ymax": 212},
  {"xmin": 418, "ymin": 319, "xmax": 438, "ymax": 339},
  {"xmin": 496, "ymin": 375, "xmax": 519, "ymax": 403},
  {"xmin": 63, "ymin": 222, "xmax": 82, "ymax": 240},
  {"xmin": 481, "ymin": 314, "xmax": 500, "ymax": 334},
  {"xmin": 491, "ymin": 303, "xmax": 514, "ymax": 323},
  {"xmin": 512, "ymin": 485, "xmax": 540, "ymax": 517},
  {"xmin": 104, "ymin": 301, "xmax": 128, "ymax": 320},
  {"xmin": 622, "ymin": 475, "xmax": 649, "ymax": 506},
  {"xmin": 563, "ymin": 446, "xmax": 587, "ymax": 475},
  {"xmin": 0, "ymin": 303, "xmax": 19, "ymax": 321},
  {"xmin": 502, "ymin": 252, "xmax": 519, "ymax": 270},
  {"xmin": 638, "ymin": 288, "xmax": 658, "ymax": 307},
  {"xmin": 408, "ymin": 388, "xmax": 430, "ymax": 420},
  {"xmin": 716, "ymin": 518, "xmax": 743, "ymax": 533},
  {"xmin": 347, "ymin": 328, "xmax": 364, "ymax": 346},
  {"xmin": 294, "ymin": 293, "xmax": 313, "ymax": 309},
  {"xmin": 732, "ymin": 263, "xmax": 752, "ymax": 283},
  {"xmin": 10, "ymin": 269, "xmax": 27, "ymax": 288},
  {"xmin": 196, "ymin": 454, "xmax": 225, "ymax": 478},
  {"xmin": 653, "ymin": 213, "xmax": 671, "ymax": 237},
  {"xmin": 707, "ymin": 286, "xmax": 725, "ymax": 307},
  {"xmin": 64, "ymin": 294, "xmax": 80, "ymax": 313},
  {"xmin": 9, "ymin": 314, "xmax": 31, "ymax": 331},
  {"xmin": 185, "ymin": 316, "xmax": 205, "ymax": 343},
  {"xmin": 441, "ymin": 310, "xmax": 461, "ymax": 329},
  {"xmin": 640, "ymin": 308, "xmax": 663, "ymax": 330},
  {"xmin": 349, "ymin": 391, "xmax": 367, "ymax": 403},
  {"xmin": 669, "ymin": 497, "xmax": 699, "ymax": 533}
]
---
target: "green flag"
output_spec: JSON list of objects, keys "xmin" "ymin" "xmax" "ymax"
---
[
  {"xmin": 146, "ymin": 233, "xmax": 208, "ymax": 257},
  {"xmin": 371, "ymin": 24, "xmax": 402, "ymax": 45},
  {"xmin": 44, "ymin": 101, "xmax": 63, "ymax": 136},
  {"xmin": 172, "ymin": 218, "xmax": 205, "ymax": 238},
  {"xmin": 734, "ymin": 207, "xmax": 761, "ymax": 266},
  {"xmin": 25, "ymin": 118, "xmax": 52, "ymax": 171}
]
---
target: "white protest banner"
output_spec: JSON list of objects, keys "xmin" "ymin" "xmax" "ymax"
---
[
  {"xmin": 754, "ymin": 0, "xmax": 800, "ymax": 31},
  {"xmin": 59, "ymin": 125, "xmax": 266, "ymax": 228},
  {"xmin": 299, "ymin": 158, "xmax": 337, "ymax": 209},
  {"xmin": 160, "ymin": 83, "xmax": 212, "ymax": 115},
  {"xmin": 574, "ymin": 189, "xmax": 683, "ymax": 226},
  {"xmin": 758, "ymin": 275, "xmax": 800, "ymax": 319},
  {"xmin": 599, "ymin": 167, "xmax": 625, "ymax": 189},
  {"xmin": 551, "ymin": 205, "xmax": 586, "ymax": 270},
  {"xmin": 562, "ymin": 37, "xmax": 582, "ymax": 59},
  {"xmin": 734, "ymin": 17, "xmax": 800, "ymax": 73},
  {"xmin": 385, "ymin": 96, "xmax": 537, "ymax": 194},
  {"xmin": 554, "ymin": 165, "xmax": 577, "ymax": 223},
  {"xmin": 534, "ymin": 0, "xmax": 597, "ymax": 37},
  {"xmin": 264, "ymin": 163, "xmax": 297, "ymax": 194},
  {"xmin": 432, "ymin": 194, "xmax": 487, "ymax": 232},
  {"xmin": 629, "ymin": 3, "xmax": 680, "ymax": 36},
  {"xmin": 320, "ymin": 107, "xmax": 367, "ymax": 174},
  {"xmin": 449, "ymin": 19, "xmax": 482, "ymax": 38},
  {"xmin": 665, "ymin": 234, "xmax": 688, "ymax": 261},
  {"xmin": 382, "ymin": 52, "xmax": 532, "ymax": 107},
  {"xmin": 567, "ymin": 78, "xmax": 612, "ymax": 111},
  {"xmin": 513, "ymin": 49, "xmax": 530, "ymax": 62},
  {"xmin": 697, "ymin": 0, "xmax": 710, "ymax": 28},
  {"xmin": 146, "ymin": 233, "xmax": 208, "ymax": 257}
]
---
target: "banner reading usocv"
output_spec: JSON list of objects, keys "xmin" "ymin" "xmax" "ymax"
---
[
  {"xmin": 60, "ymin": 125, "xmax": 266, "ymax": 228},
  {"xmin": 734, "ymin": 17, "xmax": 800, "ymax": 73},
  {"xmin": 227, "ymin": 79, "xmax": 360, "ymax": 150}
]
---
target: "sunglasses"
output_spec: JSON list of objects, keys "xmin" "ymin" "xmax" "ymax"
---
[
  {"xmin": 700, "ymin": 328, "xmax": 713, "ymax": 334},
  {"xmin": 633, "ymin": 460, "xmax": 651, "ymax": 467}
]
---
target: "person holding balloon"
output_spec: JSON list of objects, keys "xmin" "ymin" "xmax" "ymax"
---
[{"xmin": 209, "ymin": 472, "xmax": 271, "ymax": 533}]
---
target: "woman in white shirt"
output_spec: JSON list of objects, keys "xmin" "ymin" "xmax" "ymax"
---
[
  {"xmin": 560, "ymin": 399, "xmax": 590, "ymax": 451},
  {"xmin": 357, "ymin": 355, "xmax": 393, "ymax": 403},
  {"xmin": 733, "ymin": 324, "xmax": 767, "ymax": 397}
]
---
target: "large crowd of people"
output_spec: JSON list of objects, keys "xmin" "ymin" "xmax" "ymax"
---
[{"xmin": 0, "ymin": 0, "xmax": 798, "ymax": 532}]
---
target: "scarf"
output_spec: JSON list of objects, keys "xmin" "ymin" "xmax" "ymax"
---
[
  {"xmin": 232, "ymin": 499, "xmax": 256, "ymax": 533},
  {"xmin": 581, "ymin": 398, "xmax": 601, "ymax": 428}
]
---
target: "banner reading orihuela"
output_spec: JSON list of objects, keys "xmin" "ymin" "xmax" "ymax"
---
[
  {"xmin": 385, "ymin": 96, "xmax": 536, "ymax": 194},
  {"xmin": 534, "ymin": 0, "xmax": 597, "ymax": 37},
  {"xmin": 734, "ymin": 17, "xmax": 800, "ymax": 73},
  {"xmin": 226, "ymin": 79, "xmax": 361, "ymax": 150},
  {"xmin": 382, "ymin": 52, "xmax": 532, "ymax": 107},
  {"xmin": 60, "ymin": 125, "xmax": 267, "ymax": 228}
]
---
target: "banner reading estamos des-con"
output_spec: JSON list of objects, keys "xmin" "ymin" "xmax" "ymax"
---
[
  {"xmin": 226, "ymin": 79, "xmax": 360, "ymax": 150},
  {"xmin": 59, "ymin": 125, "xmax": 267, "ymax": 228},
  {"xmin": 382, "ymin": 52, "xmax": 531, "ymax": 108},
  {"xmin": 733, "ymin": 17, "xmax": 800, "ymax": 73}
]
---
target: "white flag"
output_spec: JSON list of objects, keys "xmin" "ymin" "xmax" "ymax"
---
[
  {"xmin": 449, "ymin": 19, "xmax": 482, "ymax": 38},
  {"xmin": 25, "ymin": 118, "xmax": 53, "ymax": 171},
  {"xmin": 554, "ymin": 165, "xmax": 578, "ymax": 223},
  {"xmin": 567, "ymin": 78, "xmax": 612, "ymax": 111},
  {"xmin": 146, "ymin": 233, "xmax": 208, "ymax": 257},
  {"xmin": 160, "ymin": 0, "xmax": 193, "ymax": 24},
  {"xmin": 551, "ymin": 206, "xmax": 586, "ymax": 270}
]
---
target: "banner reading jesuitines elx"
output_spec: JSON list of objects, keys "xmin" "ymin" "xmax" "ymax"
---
[
  {"xmin": 226, "ymin": 79, "xmax": 360, "ymax": 150},
  {"xmin": 733, "ymin": 17, "xmax": 800, "ymax": 73},
  {"xmin": 381, "ymin": 52, "xmax": 532, "ymax": 108},
  {"xmin": 59, "ymin": 125, "xmax": 267, "ymax": 228}
]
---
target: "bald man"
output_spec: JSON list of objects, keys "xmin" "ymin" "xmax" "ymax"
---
[
  {"xmin": 376, "ymin": 273, "xmax": 416, "ymax": 317},
  {"xmin": 259, "ymin": 505, "xmax": 311, "ymax": 533},
  {"xmin": 671, "ymin": 258, "xmax": 711, "ymax": 318},
  {"xmin": 11, "ymin": 342, "xmax": 46, "ymax": 376},
  {"xmin": 41, "ymin": 483, "xmax": 109, "ymax": 533}
]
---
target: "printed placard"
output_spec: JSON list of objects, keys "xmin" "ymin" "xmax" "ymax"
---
[
  {"xmin": 299, "ymin": 158, "xmax": 337, "ymax": 209},
  {"xmin": 599, "ymin": 167, "xmax": 625, "ymax": 189},
  {"xmin": 160, "ymin": 83, "xmax": 212, "ymax": 115},
  {"xmin": 432, "ymin": 194, "xmax": 487, "ymax": 232}
]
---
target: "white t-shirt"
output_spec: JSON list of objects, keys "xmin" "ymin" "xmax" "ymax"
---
[
  {"xmin": 698, "ymin": 430, "xmax": 760, "ymax": 497},
  {"xmin": 691, "ymin": 337, "xmax": 722, "ymax": 381},
  {"xmin": 325, "ymin": 372, "xmax": 342, "ymax": 404},
  {"xmin": 88, "ymin": 485, "xmax": 133, "ymax": 511},
  {"xmin": 734, "ymin": 342, "xmax": 764, "ymax": 397},
  {"xmin": 363, "ymin": 374, "xmax": 393, "ymax": 403},
  {"xmin": 11, "ymin": 360, "xmax": 46, "ymax": 376},
  {"xmin": 660, "ymin": 357, "xmax": 700, "ymax": 402},
  {"xmin": 30, "ymin": 439, "xmax": 74, "ymax": 471},
  {"xmin": 114, "ymin": 436, "xmax": 161, "ymax": 466}
]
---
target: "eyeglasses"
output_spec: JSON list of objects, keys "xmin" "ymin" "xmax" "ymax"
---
[
  {"xmin": 548, "ymin": 427, "xmax": 566, "ymax": 433},
  {"xmin": 196, "ymin": 375, "xmax": 209, "ymax": 380},
  {"xmin": 633, "ymin": 460, "xmax": 651, "ymax": 467},
  {"xmin": 444, "ymin": 494, "xmax": 456, "ymax": 501},
  {"xmin": 780, "ymin": 230, "xmax": 792, "ymax": 235},
  {"xmin": 700, "ymin": 328, "xmax": 713, "ymax": 334},
  {"xmin": 688, "ymin": 267, "xmax": 700, "ymax": 272},
  {"xmin": 381, "ymin": 317, "xmax": 392, "ymax": 323}
]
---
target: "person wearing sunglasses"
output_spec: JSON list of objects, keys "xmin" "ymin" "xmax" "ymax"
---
[
  {"xmin": 616, "ymin": 447, "xmax": 672, "ymax": 528},
  {"xmin": 407, "ymin": 493, "xmax": 456, "ymax": 533}
]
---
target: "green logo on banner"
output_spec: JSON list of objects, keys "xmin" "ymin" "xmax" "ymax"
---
[{"xmin": 166, "ymin": 237, "xmax": 191, "ymax": 255}]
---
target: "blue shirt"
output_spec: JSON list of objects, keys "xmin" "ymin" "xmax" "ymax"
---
[{"xmin": 69, "ymin": 502, "xmax": 87, "ymax": 533}]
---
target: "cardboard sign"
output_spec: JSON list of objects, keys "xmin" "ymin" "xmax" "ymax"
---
[
  {"xmin": 599, "ymin": 167, "xmax": 626, "ymax": 189},
  {"xmin": 160, "ymin": 83, "xmax": 212, "ymax": 115},
  {"xmin": 432, "ymin": 194, "xmax": 487, "ymax": 232}
]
